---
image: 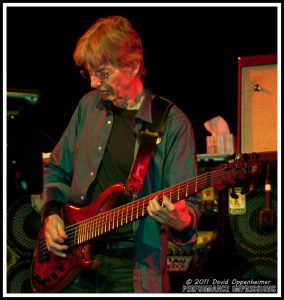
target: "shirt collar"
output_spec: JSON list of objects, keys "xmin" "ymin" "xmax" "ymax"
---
[
  {"xmin": 134, "ymin": 89, "xmax": 155, "ymax": 124},
  {"xmin": 99, "ymin": 89, "xmax": 155, "ymax": 124}
]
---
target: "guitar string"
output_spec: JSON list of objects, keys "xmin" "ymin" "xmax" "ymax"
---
[
  {"xmin": 65, "ymin": 167, "xmax": 248, "ymax": 240},
  {"xmin": 38, "ymin": 166, "xmax": 251, "ymax": 255},
  {"xmin": 38, "ymin": 166, "xmax": 249, "ymax": 253}
]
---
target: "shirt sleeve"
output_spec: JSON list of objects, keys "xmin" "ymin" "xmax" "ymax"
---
[
  {"xmin": 162, "ymin": 106, "xmax": 202, "ymax": 249},
  {"xmin": 42, "ymin": 102, "xmax": 81, "ymax": 207}
]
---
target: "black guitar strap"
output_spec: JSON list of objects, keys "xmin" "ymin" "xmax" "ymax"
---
[{"xmin": 126, "ymin": 95, "xmax": 175, "ymax": 195}]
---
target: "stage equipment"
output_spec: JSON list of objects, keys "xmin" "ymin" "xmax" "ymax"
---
[
  {"xmin": 236, "ymin": 53, "xmax": 277, "ymax": 154},
  {"xmin": 6, "ymin": 88, "xmax": 43, "ymax": 293}
]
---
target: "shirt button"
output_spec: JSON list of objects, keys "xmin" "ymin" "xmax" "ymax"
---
[
  {"xmin": 98, "ymin": 146, "xmax": 102, "ymax": 151},
  {"xmin": 108, "ymin": 120, "xmax": 112, "ymax": 125},
  {"xmin": 80, "ymin": 195, "xmax": 84, "ymax": 200},
  {"xmin": 90, "ymin": 172, "xmax": 94, "ymax": 176}
]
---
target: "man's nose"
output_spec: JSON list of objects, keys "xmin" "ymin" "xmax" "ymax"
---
[{"xmin": 90, "ymin": 74, "xmax": 102, "ymax": 88}]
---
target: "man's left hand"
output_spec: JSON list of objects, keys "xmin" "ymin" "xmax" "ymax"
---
[{"xmin": 147, "ymin": 196, "xmax": 191, "ymax": 231}]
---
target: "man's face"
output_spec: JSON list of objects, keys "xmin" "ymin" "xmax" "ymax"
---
[{"xmin": 82, "ymin": 64, "xmax": 138, "ymax": 108}]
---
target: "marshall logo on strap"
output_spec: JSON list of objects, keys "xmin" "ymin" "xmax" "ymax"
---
[{"xmin": 126, "ymin": 95, "xmax": 175, "ymax": 195}]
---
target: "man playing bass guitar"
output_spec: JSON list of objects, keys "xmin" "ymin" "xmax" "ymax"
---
[{"xmin": 35, "ymin": 15, "xmax": 201, "ymax": 293}]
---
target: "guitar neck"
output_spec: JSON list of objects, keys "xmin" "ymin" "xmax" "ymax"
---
[{"xmin": 66, "ymin": 165, "xmax": 246, "ymax": 246}]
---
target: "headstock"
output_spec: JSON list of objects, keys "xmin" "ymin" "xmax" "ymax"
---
[{"xmin": 213, "ymin": 153, "xmax": 261, "ymax": 190}]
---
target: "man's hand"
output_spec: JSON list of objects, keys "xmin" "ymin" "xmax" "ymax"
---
[
  {"xmin": 147, "ymin": 196, "xmax": 192, "ymax": 231},
  {"xmin": 43, "ymin": 214, "xmax": 69, "ymax": 257}
]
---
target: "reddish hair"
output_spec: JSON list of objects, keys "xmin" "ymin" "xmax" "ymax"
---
[{"xmin": 73, "ymin": 16, "xmax": 145, "ymax": 76}]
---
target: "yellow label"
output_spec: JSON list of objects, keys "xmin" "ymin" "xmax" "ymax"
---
[
  {"xmin": 228, "ymin": 187, "xmax": 246, "ymax": 215},
  {"xmin": 202, "ymin": 187, "xmax": 215, "ymax": 201}
]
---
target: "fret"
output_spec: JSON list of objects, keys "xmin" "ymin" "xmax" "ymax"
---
[
  {"xmin": 87, "ymin": 222, "xmax": 90, "ymax": 240},
  {"xmin": 85, "ymin": 222, "xmax": 88, "ymax": 241},
  {"xmin": 94, "ymin": 218, "xmax": 97, "ymax": 237},
  {"xmin": 75, "ymin": 226, "xmax": 78, "ymax": 245},
  {"xmin": 83, "ymin": 223, "xmax": 85, "ymax": 242},
  {"xmin": 83, "ymin": 223, "xmax": 86, "ymax": 242},
  {"xmin": 94, "ymin": 217, "xmax": 97, "ymax": 237},
  {"xmin": 142, "ymin": 198, "xmax": 145, "ymax": 216},
  {"xmin": 73, "ymin": 226, "xmax": 77, "ymax": 244},
  {"xmin": 125, "ymin": 205, "xmax": 128, "ymax": 224},
  {"xmin": 177, "ymin": 186, "xmax": 180, "ymax": 200},
  {"xmin": 78, "ymin": 224, "xmax": 81, "ymax": 243},
  {"xmin": 136, "ymin": 203, "xmax": 139, "ymax": 219},
  {"xmin": 121, "ymin": 207, "xmax": 124, "ymax": 226},
  {"xmin": 76, "ymin": 226, "xmax": 79, "ymax": 244},
  {"xmin": 82, "ymin": 222, "xmax": 85, "ymax": 242},
  {"xmin": 100, "ymin": 215, "xmax": 104, "ymax": 235},
  {"xmin": 96, "ymin": 216, "xmax": 100, "ymax": 237},
  {"xmin": 90, "ymin": 220, "xmax": 93, "ymax": 239},
  {"xmin": 131, "ymin": 203, "xmax": 134, "ymax": 222},
  {"xmin": 90, "ymin": 218, "xmax": 93, "ymax": 239},
  {"xmin": 81, "ymin": 223, "xmax": 85, "ymax": 243},
  {"xmin": 86, "ymin": 222, "xmax": 89, "ymax": 241},
  {"xmin": 78, "ymin": 225, "xmax": 82, "ymax": 243},
  {"xmin": 160, "ymin": 193, "xmax": 164, "ymax": 207},
  {"xmin": 84, "ymin": 222, "xmax": 87, "ymax": 241},
  {"xmin": 89, "ymin": 218, "xmax": 92, "ymax": 238},
  {"xmin": 112, "ymin": 211, "xmax": 115, "ymax": 229},
  {"xmin": 108, "ymin": 211, "xmax": 111, "ymax": 231}
]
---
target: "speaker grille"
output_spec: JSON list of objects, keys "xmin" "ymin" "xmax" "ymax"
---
[
  {"xmin": 7, "ymin": 194, "xmax": 41, "ymax": 257},
  {"xmin": 228, "ymin": 162, "xmax": 277, "ymax": 280},
  {"xmin": 7, "ymin": 261, "xmax": 33, "ymax": 293},
  {"xmin": 7, "ymin": 244, "xmax": 20, "ymax": 272},
  {"xmin": 229, "ymin": 190, "xmax": 277, "ymax": 256},
  {"xmin": 233, "ymin": 257, "xmax": 277, "ymax": 281}
]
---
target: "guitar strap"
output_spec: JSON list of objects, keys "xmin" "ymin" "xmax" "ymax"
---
[{"xmin": 126, "ymin": 95, "xmax": 175, "ymax": 195}]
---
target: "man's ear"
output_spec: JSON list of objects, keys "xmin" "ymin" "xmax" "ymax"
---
[{"xmin": 130, "ymin": 61, "xmax": 141, "ymax": 76}]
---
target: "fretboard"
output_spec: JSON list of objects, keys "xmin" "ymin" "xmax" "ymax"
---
[{"xmin": 64, "ymin": 164, "xmax": 246, "ymax": 246}]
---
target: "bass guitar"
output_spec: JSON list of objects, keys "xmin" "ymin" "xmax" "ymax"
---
[{"xmin": 31, "ymin": 154, "xmax": 260, "ymax": 292}]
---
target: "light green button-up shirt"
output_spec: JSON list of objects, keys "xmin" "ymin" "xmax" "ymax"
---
[{"xmin": 43, "ymin": 89, "xmax": 201, "ymax": 292}]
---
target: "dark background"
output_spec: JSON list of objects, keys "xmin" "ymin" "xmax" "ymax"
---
[{"xmin": 6, "ymin": 5, "xmax": 278, "ymax": 154}]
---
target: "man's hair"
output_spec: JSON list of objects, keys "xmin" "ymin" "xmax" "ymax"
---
[{"xmin": 73, "ymin": 15, "xmax": 145, "ymax": 76}]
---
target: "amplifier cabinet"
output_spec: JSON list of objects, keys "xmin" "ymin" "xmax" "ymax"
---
[{"xmin": 236, "ymin": 54, "xmax": 277, "ymax": 154}]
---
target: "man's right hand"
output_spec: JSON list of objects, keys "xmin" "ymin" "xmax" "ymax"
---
[{"xmin": 43, "ymin": 214, "xmax": 69, "ymax": 258}]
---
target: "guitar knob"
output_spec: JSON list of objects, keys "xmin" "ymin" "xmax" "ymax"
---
[
  {"xmin": 32, "ymin": 274, "xmax": 41, "ymax": 283},
  {"xmin": 43, "ymin": 276, "xmax": 51, "ymax": 283},
  {"xmin": 55, "ymin": 263, "xmax": 64, "ymax": 270},
  {"xmin": 33, "ymin": 274, "xmax": 45, "ymax": 285},
  {"xmin": 51, "ymin": 272, "xmax": 58, "ymax": 278}
]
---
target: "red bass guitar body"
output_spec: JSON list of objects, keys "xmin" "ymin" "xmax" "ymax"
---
[{"xmin": 31, "ymin": 183, "xmax": 125, "ymax": 293}]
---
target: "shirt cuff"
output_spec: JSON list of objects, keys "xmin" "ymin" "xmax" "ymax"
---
[
  {"xmin": 170, "ymin": 210, "xmax": 194, "ymax": 243},
  {"xmin": 40, "ymin": 200, "xmax": 62, "ymax": 223}
]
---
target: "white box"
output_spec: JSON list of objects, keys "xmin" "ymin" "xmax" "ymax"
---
[{"xmin": 206, "ymin": 134, "xmax": 235, "ymax": 154}]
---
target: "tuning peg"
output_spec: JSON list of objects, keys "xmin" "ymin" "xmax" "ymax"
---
[
  {"xmin": 251, "ymin": 152, "xmax": 260, "ymax": 161},
  {"xmin": 234, "ymin": 154, "xmax": 242, "ymax": 161},
  {"xmin": 243, "ymin": 153, "xmax": 250, "ymax": 161}
]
